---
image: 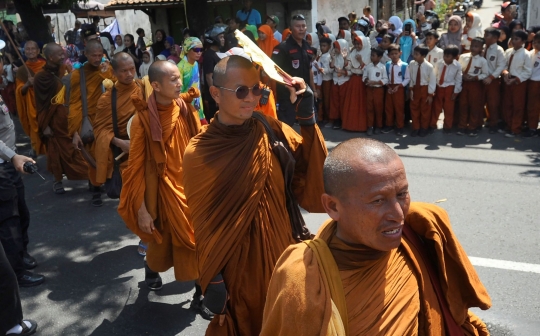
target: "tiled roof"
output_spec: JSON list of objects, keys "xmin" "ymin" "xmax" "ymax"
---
[{"xmin": 107, "ymin": 0, "xmax": 181, "ymax": 6}]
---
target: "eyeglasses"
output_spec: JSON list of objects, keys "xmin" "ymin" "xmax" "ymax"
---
[
  {"xmin": 191, "ymin": 48, "xmax": 203, "ymax": 53},
  {"xmin": 292, "ymin": 14, "xmax": 305, "ymax": 21},
  {"xmin": 216, "ymin": 83, "xmax": 263, "ymax": 99}
]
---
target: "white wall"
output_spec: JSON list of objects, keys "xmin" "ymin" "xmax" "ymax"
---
[{"xmin": 528, "ymin": 0, "xmax": 540, "ymax": 28}]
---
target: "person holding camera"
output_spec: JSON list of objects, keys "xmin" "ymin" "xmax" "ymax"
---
[{"xmin": 0, "ymin": 60, "xmax": 45, "ymax": 290}]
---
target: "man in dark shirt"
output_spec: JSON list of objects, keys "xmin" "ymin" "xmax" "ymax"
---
[
  {"xmin": 272, "ymin": 14, "xmax": 314, "ymax": 126},
  {"xmin": 225, "ymin": 18, "xmax": 241, "ymax": 50},
  {"xmin": 203, "ymin": 25, "xmax": 226, "ymax": 120}
]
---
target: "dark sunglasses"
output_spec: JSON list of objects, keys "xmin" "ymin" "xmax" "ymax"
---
[
  {"xmin": 292, "ymin": 14, "xmax": 305, "ymax": 21},
  {"xmin": 216, "ymin": 83, "xmax": 263, "ymax": 99},
  {"xmin": 191, "ymin": 48, "xmax": 203, "ymax": 53}
]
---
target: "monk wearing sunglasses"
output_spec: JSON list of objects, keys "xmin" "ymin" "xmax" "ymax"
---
[{"xmin": 183, "ymin": 54, "xmax": 327, "ymax": 335}]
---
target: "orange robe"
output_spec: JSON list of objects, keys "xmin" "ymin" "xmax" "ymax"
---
[
  {"xmin": 261, "ymin": 202, "xmax": 492, "ymax": 336},
  {"xmin": 33, "ymin": 64, "xmax": 87, "ymax": 181},
  {"xmin": 16, "ymin": 59, "xmax": 46, "ymax": 155},
  {"xmin": 118, "ymin": 92, "xmax": 201, "ymax": 281},
  {"xmin": 93, "ymin": 80, "xmax": 144, "ymax": 185},
  {"xmin": 183, "ymin": 114, "xmax": 327, "ymax": 335},
  {"xmin": 68, "ymin": 63, "xmax": 115, "ymax": 186}
]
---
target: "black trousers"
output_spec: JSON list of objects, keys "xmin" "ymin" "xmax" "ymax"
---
[
  {"xmin": 0, "ymin": 239, "xmax": 23, "ymax": 334},
  {"xmin": 0, "ymin": 162, "xmax": 30, "ymax": 278}
]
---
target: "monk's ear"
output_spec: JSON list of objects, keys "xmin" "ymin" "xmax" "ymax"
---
[
  {"xmin": 321, "ymin": 193, "xmax": 341, "ymax": 222},
  {"xmin": 151, "ymin": 81, "xmax": 161, "ymax": 93},
  {"xmin": 210, "ymin": 86, "xmax": 221, "ymax": 104}
]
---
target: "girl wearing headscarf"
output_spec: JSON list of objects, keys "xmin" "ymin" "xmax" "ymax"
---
[
  {"xmin": 113, "ymin": 34, "xmax": 123, "ymax": 55},
  {"xmin": 337, "ymin": 29, "xmax": 352, "ymax": 46},
  {"xmin": 329, "ymin": 39, "xmax": 350, "ymax": 129},
  {"xmin": 167, "ymin": 44, "xmax": 181, "ymax": 64},
  {"xmin": 139, "ymin": 49, "xmax": 153, "ymax": 78},
  {"xmin": 306, "ymin": 32, "xmax": 320, "ymax": 50},
  {"xmin": 497, "ymin": 26, "xmax": 511, "ymax": 50},
  {"xmin": 343, "ymin": 35, "xmax": 370, "ymax": 131},
  {"xmin": 439, "ymin": 15, "xmax": 463, "ymax": 53},
  {"xmin": 462, "ymin": 12, "xmax": 483, "ymax": 53},
  {"xmin": 151, "ymin": 29, "xmax": 167, "ymax": 57},
  {"xmin": 257, "ymin": 24, "xmax": 279, "ymax": 57},
  {"xmin": 397, "ymin": 19, "xmax": 417, "ymax": 63},
  {"xmin": 388, "ymin": 16, "xmax": 403, "ymax": 37},
  {"xmin": 177, "ymin": 37, "xmax": 206, "ymax": 124}
]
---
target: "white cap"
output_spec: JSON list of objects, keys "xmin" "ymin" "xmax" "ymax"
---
[{"xmin": 216, "ymin": 47, "xmax": 252, "ymax": 61}]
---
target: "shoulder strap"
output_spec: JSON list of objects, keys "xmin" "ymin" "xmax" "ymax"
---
[
  {"xmin": 79, "ymin": 66, "xmax": 89, "ymax": 118},
  {"xmin": 304, "ymin": 239, "xmax": 349, "ymax": 336},
  {"xmin": 402, "ymin": 224, "xmax": 465, "ymax": 336},
  {"xmin": 111, "ymin": 86, "xmax": 119, "ymax": 138},
  {"xmin": 251, "ymin": 111, "xmax": 279, "ymax": 144}
]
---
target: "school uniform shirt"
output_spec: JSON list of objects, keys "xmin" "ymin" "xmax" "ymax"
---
[
  {"xmin": 434, "ymin": 59, "xmax": 463, "ymax": 93},
  {"xmin": 528, "ymin": 49, "xmax": 540, "ymax": 81},
  {"xmin": 484, "ymin": 43, "xmax": 506, "ymax": 79},
  {"xmin": 387, "ymin": 60, "xmax": 411, "ymax": 86},
  {"xmin": 346, "ymin": 48, "xmax": 369, "ymax": 75},
  {"xmin": 504, "ymin": 47, "xmax": 532, "ymax": 83},
  {"xmin": 427, "ymin": 46, "xmax": 443, "ymax": 66},
  {"xmin": 408, "ymin": 60, "xmax": 436, "ymax": 94},
  {"xmin": 458, "ymin": 53, "xmax": 489, "ymax": 81},
  {"xmin": 362, "ymin": 62, "xmax": 389, "ymax": 87},
  {"xmin": 312, "ymin": 60, "xmax": 323, "ymax": 86},
  {"xmin": 319, "ymin": 53, "xmax": 333, "ymax": 81},
  {"xmin": 381, "ymin": 50, "xmax": 391, "ymax": 64}
]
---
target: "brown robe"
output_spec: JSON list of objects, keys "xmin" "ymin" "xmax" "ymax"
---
[
  {"xmin": 16, "ymin": 59, "xmax": 47, "ymax": 154},
  {"xmin": 93, "ymin": 80, "xmax": 144, "ymax": 185},
  {"xmin": 183, "ymin": 114, "xmax": 327, "ymax": 335},
  {"xmin": 261, "ymin": 202, "xmax": 492, "ymax": 336},
  {"xmin": 68, "ymin": 63, "xmax": 115, "ymax": 186},
  {"xmin": 118, "ymin": 91, "xmax": 201, "ymax": 281},
  {"xmin": 33, "ymin": 63, "xmax": 88, "ymax": 181}
]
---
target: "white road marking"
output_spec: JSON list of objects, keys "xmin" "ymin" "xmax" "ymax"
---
[{"xmin": 469, "ymin": 256, "xmax": 540, "ymax": 274}]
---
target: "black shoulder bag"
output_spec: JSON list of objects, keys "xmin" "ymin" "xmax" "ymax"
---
[
  {"xmin": 79, "ymin": 66, "xmax": 94, "ymax": 144},
  {"xmin": 251, "ymin": 112, "xmax": 311, "ymax": 241},
  {"xmin": 104, "ymin": 87, "xmax": 123, "ymax": 199}
]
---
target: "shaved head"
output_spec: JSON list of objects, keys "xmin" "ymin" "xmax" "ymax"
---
[
  {"xmin": 24, "ymin": 40, "xmax": 38, "ymax": 49},
  {"xmin": 43, "ymin": 43, "xmax": 62, "ymax": 59},
  {"xmin": 148, "ymin": 60, "xmax": 177, "ymax": 84},
  {"xmin": 323, "ymin": 138, "xmax": 399, "ymax": 198},
  {"xmin": 212, "ymin": 55, "xmax": 255, "ymax": 87},
  {"xmin": 85, "ymin": 39, "xmax": 103, "ymax": 53},
  {"xmin": 111, "ymin": 52, "xmax": 133, "ymax": 71}
]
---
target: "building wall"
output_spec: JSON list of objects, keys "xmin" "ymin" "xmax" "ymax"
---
[
  {"xmin": 316, "ymin": 0, "xmax": 370, "ymax": 34},
  {"xmin": 526, "ymin": 0, "xmax": 539, "ymax": 27}
]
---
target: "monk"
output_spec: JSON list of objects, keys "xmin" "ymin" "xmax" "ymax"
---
[
  {"xmin": 94, "ymin": 52, "xmax": 148, "ymax": 255},
  {"xmin": 69, "ymin": 39, "xmax": 115, "ymax": 207},
  {"xmin": 15, "ymin": 41, "xmax": 46, "ymax": 155},
  {"xmin": 183, "ymin": 55, "xmax": 327, "ymax": 335},
  {"xmin": 261, "ymin": 138, "xmax": 492, "ymax": 336},
  {"xmin": 117, "ymin": 61, "xmax": 210, "ymax": 317},
  {"xmin": 33, "ymin": 43, "xmax": 88, "ymax": 194}
]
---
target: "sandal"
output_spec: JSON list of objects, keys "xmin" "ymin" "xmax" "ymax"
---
[
  {"xmin": 6, "ymin": 319, "xmax": 37, "ymax": 335},
  {"xmin": 91, "ymin": 193, "xmax": 103, "ymax": 207},
  {"xmin": 144, "ymin": 261, "xmax": 162, "ymax": 291},
  {"xmin": 53, "ymin": 181, "xmax": 65, "ymax": 194},
  {"xmin": 137, "ymin": 240, "xmax": 147, "ymax": 256}
]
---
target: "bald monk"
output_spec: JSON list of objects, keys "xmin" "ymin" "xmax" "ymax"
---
[
  {"xmin": 33, "ymin": 43, "xmax": 88, "ymax": 193},
  {"xmin": 69, "ymin": 39, "xmax": 115, "ymax": 207},
  {"xmin": 117, "ymin": 61, "xmax": 210, "ymax": 316},
  {"xmin": 183, "ymin": 55, "xmax": 327, "ymax": 335},
  {"xmin": 261, "ymin": 138, "xmax": 492, "ymax": 336},
  {"xmin": 94, "ymin": 52, "xmax": 148, "ymax": 255},
  {"xmin": 15, "ymin": 41, "xmax": 46, "ymax": 155}
]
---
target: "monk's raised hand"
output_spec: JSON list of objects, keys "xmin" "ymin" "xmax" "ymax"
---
[{"xmin": 286, "ymin": 77, "xmax": 307, "ymax": 104}]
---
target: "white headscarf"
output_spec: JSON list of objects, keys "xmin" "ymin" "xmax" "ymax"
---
[
  {"xmin": 389, "ymin": 16, "xmax": 403, "ymax": 36},
  {"xmin": 139, "ymin": 49, "xmax": 153, "ymax": 78},
  {"xmin": 348, "ymin": 35, "xmax": 371, "ymax": 69},
  {"xmin": 333, "ymin": 39, "xmax": 349, "ymax": 69}
]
